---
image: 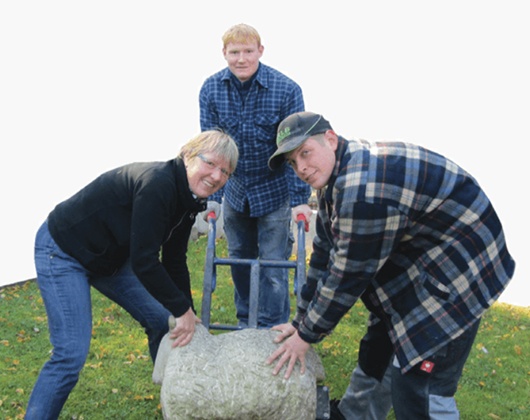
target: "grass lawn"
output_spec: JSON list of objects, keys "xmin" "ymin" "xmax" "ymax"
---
[{"xmin": 1, "ymin": 235, "xmax": 529, "ymax": 419}]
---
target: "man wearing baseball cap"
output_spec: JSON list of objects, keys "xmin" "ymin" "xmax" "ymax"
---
[{"xmin": 266, "ymin": 112, "xmax": 515, "ymax": 419}]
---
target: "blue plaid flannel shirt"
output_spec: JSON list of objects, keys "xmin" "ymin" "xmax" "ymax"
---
[
  {"xmin": 199, "ymin": 63, "xmax": 310, "ymax": 217},
  {"xmin": 294, "ymin": 136, "xmax": 515, "ymax": 374}
]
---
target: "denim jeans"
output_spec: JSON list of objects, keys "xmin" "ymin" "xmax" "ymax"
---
[
  {"xmin": 222, "ymin": 200, "xmax": 293, "ymax": 327},
  {"xmin": 25, "ymin": 221, "xmax": 171, "ymax": 420}
]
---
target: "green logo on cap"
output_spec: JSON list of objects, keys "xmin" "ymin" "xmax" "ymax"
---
[{"xmin": 277, "ymin": 127, "xmax": 291, "ymax": 145}]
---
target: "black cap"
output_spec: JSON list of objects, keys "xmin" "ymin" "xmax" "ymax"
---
[{"xmin": 268, "ymin": 112, "xmax": 332, "ymax": 170}]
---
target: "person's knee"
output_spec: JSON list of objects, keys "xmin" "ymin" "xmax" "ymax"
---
[
  {"xmin": 51, "ymin": 344, "xmax": 89, "ymax": 373},
  {"xmin": 429, "ymin": 394, "xmax": 459, "ymax": 418}
]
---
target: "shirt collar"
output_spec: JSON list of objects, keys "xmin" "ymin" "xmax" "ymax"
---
[
  {"xmin": 322, "ymin": 136, "xmax": 348, "ymax": 203},
  {"xmin": 223, "ymin": 63, "xmax": 263, "ymax": 88}
]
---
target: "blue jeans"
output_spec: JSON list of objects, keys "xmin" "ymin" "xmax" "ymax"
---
[
  {"xmin": 25, "ymin": 221, "xmax": 171, "ymax": 420},
  {"xmin": 222, "ymin": 200, "xmax": 293, "ymax": 327}
]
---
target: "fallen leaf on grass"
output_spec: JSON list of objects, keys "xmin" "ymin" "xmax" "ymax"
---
[
  {"xmin": 16, "ymin": 330, "xmax": 30, "ymax": 343},
  {"xmin": 134, "ymin": 395, "xmax": 155, "ymax": 401}
]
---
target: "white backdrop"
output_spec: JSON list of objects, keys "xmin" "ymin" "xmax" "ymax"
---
[{"xmin": 1, "ymin": 1, "xmax": 528, "ymax": 306}]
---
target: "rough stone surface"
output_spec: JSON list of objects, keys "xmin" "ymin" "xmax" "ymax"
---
[{"xmin": 153, "ymin": 323, "xmax": 325, "ymax": 420}]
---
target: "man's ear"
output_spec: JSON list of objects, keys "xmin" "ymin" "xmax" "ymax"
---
[{"xmin": 325, "ymin": 130, "xmax": 339, "ymax": 151}]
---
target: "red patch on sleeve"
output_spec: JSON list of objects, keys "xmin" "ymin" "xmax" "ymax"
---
[{"xmin": 420, "ymin": 360, "xmax": 435, "ymax": 373}]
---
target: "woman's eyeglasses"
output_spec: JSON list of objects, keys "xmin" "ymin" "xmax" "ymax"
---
[{"xmin": 197, "ymin": 154, "xmax": 231, "ymax": 179}]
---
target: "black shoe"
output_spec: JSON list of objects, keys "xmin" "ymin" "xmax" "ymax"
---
[{"xmin": 329, "ymin": 399, "xmax": 346, "ymax": 420}]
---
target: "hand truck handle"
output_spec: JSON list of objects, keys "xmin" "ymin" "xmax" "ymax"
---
[{"xmin": 296, "ymin": 213, "xmax": 309, "ymax": 232}]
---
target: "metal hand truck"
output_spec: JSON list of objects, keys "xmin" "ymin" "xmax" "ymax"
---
[
  {"xmin": 200, "ymin": 213, "xmax": 330, "ymax": 419},
  {"xmin": 200, "ymin": 213, "xmax": 308, "ymax": 330}
]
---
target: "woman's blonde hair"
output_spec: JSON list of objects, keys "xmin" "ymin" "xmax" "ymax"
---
[{"xmin": 180, "ymin": 130, "xmax": 239, "ymax": 173}]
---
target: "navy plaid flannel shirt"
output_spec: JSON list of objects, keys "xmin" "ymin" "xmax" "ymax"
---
[
  {"xmin": 199, "ymin": 63, "xmax": 310, "ymax": 217},
  {"xmin": 294, "ymin": 136, "xmax": 515, "ymax": 374}
]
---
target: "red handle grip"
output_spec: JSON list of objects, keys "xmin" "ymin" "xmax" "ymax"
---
[
  {"xmin": 296, "ymin": 214, "xmax": 309, "ymax": 232},
  {"xmin": 207, "ymin": 211, "xmax": 216, "ymax": 221}
]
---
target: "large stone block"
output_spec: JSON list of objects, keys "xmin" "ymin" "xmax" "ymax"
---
[{"xmin": 153, "ymin": 322, "xmax": 325, "ymax": 420}]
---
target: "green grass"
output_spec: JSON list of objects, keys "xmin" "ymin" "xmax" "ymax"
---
[{"xmin": 1, "ymin": 235, "xmax": 529, "ymax": 419}]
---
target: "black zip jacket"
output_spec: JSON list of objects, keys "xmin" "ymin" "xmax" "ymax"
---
[{"xmin": 47, "ymin": 157, "xmax": 206, "ymax": 317}]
